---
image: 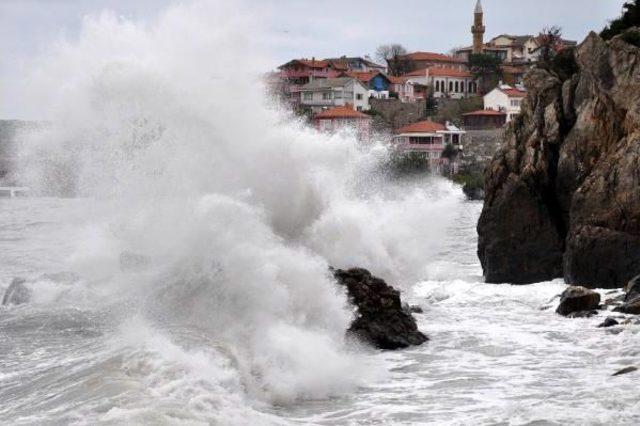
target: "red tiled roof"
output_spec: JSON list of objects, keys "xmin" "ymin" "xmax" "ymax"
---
[
  {"xmin": 313, "ymin": 105, "xmax": 371, "ymax": 120},
  {"xmin": 397, "ymin": 120, "xmax": 446, "ymax": 134},
  {"xmin": 462, "ymin": 109, "xmax": 507, "ymax": 116},
  {"xmin": 501, "ymin": 88, "xmax": 527, "ymax": 98},
  {"xmin": 388, "ymin": 76, "xmax": 408, "ymax": 84},
  {"xmin": 400, "ymin": 52, "xmax": 464, "ymax": 63},
  {"xmin": 402, "ymin": 67, "xmax": 472, "ymax": 78},
  {"xmin": 279, "ymin": 59, "xmax": 343, "ymax": 69},
  {"xmin": 341, "ymin": 71, "xmax": 382, "ymax": 82}
]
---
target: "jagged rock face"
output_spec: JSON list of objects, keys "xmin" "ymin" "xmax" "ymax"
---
[
  {"xmin": 333, "ymin": 268, "xmax": 428, "ymax": 350},
  {"xmin": 478, "ymin": 30, "xmax": 640, "ymax": 288}
]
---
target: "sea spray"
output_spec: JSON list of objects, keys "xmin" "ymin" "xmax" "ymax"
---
[{"xmin": 7, "ymin": 0, "xmax": 461, "ymax": 419}]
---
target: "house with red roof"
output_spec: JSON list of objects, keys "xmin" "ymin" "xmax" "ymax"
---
[
  {"xmin": 323, "ymin": 56, "xmax": 386, "ymax": 73},
  {"xmin": 299, "ymin": 77, "xmax": 370, "ymax": 113},
  {"xmin": 388, "ymin": 76, "xmax": 417, "ymax": 103},
  {"xmin": 396, "ymin": 52, "xmax": 468, "ymax": 73},
  {"xmin": 277, "ymin": 58, "xmax": 347, "ymax": 105},
  {"xmin": 461, "ymin": 109, "xmax": 507, "ymax": 129},
  {"xmin": 402, "ymin": 67, "xmax": 477, "ymax": 99},
  {"xmin": 312, "ymin": 105, "xmax": 371, "ymax": 140},
  {"xmin": 339, "ymin": 71, "xmax": 392, "ymax": 99},
  {"xmin": 393, "ymin": 120, "xmax": 466, "ymax": 169},
  {"xmin": 483, "ymin": 84, "xmax": 527, "ymax": 122}
]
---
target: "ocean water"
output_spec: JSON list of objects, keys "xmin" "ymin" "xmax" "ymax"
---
[
  {"xmin": 2, "ymin": 197, "xmax": 640, "ymax": 425},
  {"xmin": 2, "ymin": 2, "xmax": 640, "ymax": 424}
]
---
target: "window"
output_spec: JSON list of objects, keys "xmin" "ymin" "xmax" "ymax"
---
[
  {"xmin": 449, "ymin": 81, "xmax": 453, "ymax": 92},
  {"xmin": 510, "ymin": 99, "xmax": 521, "ymax": 107},
  {"xmin": 356, "ymin": 93, "xmax": 363, "ymax": 100},
  {"xmin": 303, "ymin": 92, "xmax": 313, "ymax": 101},
  {"xmin": 455, "ymin": 81, "xmax": 459, "ymax": 92},
  {"xmin": 322, "ymin": 92, "xmax": 333, "ymax": 100},
  {"xmin": 356, "ymin": 106, "xmax": 363, "ymax": 111}
]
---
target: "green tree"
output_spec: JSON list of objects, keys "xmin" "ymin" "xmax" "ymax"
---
[
  {"xmin": 468, "ymin": 53, "xmax": 502, "ymax": 95},
  {"xmin": 601, "ymin": 0, "xmax": 640, "ymax": 40},
  {"xmin": 424, "ymin": 88, "xmax": 438, "ymax": 118}
]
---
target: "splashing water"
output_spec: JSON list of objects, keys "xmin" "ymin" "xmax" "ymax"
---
[{"xmin": 1, "ymin": 2, "xmax": 464, "ymax": 423}]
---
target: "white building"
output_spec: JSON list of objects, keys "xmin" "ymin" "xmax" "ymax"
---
[
  {"xmin": 483, "ymin": 84, "xmax": 527, "ymax": 122},
  {"xmin": 402, "ymin": 67, "xmax": 477, "ymax": 99},
  {"xmin": 299, "ymin": 77, "xmax": 370, "ymax": 113}
]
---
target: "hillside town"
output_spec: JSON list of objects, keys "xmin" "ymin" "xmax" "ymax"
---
[{"xmin": 266, "ymin": 0, "xmax": 577, "ymax": 177}]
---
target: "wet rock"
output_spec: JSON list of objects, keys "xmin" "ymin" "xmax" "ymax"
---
[
  {"xmin": 333, "ymin": 268, "xmax": 428, "ymax": 350},
  {"xmin": 624, "ymin": 274, "xmax": 640, "ymax": 302},
  {"xmin": 402, "ymin": 303, "xmax": 424, "ymax": 314},
  {"xmin": 478, "ymin": 30, "xmax": 640, "ymax": 287},
  {"xmin": 597, "ymin": 317, "xmax": 619, "ymax": 328},
  {"xmin": 604, "ymin": 294, "xmax": 626, "ymax": 307},
  {"xmin": 410, "ymin": 305, "xmax": 424, "ymax": 314},
  {"xmin": 613, "ymin": 297, "xmax": 640, "ymax": 315},
  {"xmin": 556, "ymin": 286, "xmax": 601, "ymax": 316},
  {"xmin": 566, "ymin": 310, "xmax": 599, "ymax": 318},
  {"xmin": 2, "ymin": 278, "xmax": 31, "ymax": 306},
  {"xmin": 612, "ymin": 366, "xmax": 638, "ymax": 376},
  {"xmin": 462, "ymin": 185, "xmax": 485, "ymax": 201}
]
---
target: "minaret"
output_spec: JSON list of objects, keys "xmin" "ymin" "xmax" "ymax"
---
[{"xmin": 472, "ymin": 0, "xmax": 485, "ymax": 54}]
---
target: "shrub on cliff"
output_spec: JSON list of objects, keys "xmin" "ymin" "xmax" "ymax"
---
[{"xmin": 601, "ymin": 0, "xmax": 640, "ymax": 40}]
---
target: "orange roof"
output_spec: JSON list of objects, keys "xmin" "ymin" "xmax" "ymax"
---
[
  {"xmin": 341, "ymin": 71, "xmax": 381, "ymax": 82},
  {"xmin": 388, "ymin": 76, "xmax": 408, "ymax": 84},
  {"xmin": 400, "ymin": 52, "xmax": 464, "ymax": 63},
  {"xmin": 313, "ymin": 105, "xmax": 371, "ymax": 120},
  {"xmin": 462, "ymin": 109, "xmax": 507, "ymax": 116},
  {"xmin": 397, "ymin": 120, "xmax": 446, "ymax": 134},
  {"xmin": 280, "ymin": 59, "xmax": 340, "ymax": 69},
  {"xmin": 403, "ymin": 67, "xmax": 472, "ymax": 78},
  {"xmin": 501, "ymin": 88, "xmax": 527, "ymax": 98}
]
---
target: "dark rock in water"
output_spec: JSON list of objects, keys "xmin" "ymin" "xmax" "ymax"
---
[
  {"xmin": 120, "ymin": 251, "xmax": 150, "ymax": 272},
  {"xmin": 402, "ymin": 303, "xmax": 424, "ymax": 314},
  {"xmin": 2, "ymin": 278, "xmax": 31, "ymax": 306},
  {"xmin": 556, "ymin": 286, "xmax": 601, "ymax": 316},
  {"xmin": 613, "ymin": 297, "xmax": 640, "ymax": 315},
  {"xmin": 410, "ymin": 305, "xmax": 424, "ymax": 314},
  {"xmin": 612, "ymin": 366, "xmax": 638, "ymax": 376},
  {"xmin": 333, "ymin": 268, "xmax": 428, "ymax": 350},
  {"xmin": 598, "ymin": 317, "xmax": 620, "ymax": 328},
  {"xmin": 604, "ymin": 294, "xmax": 626, "ymax": 307},
  {"xmin": 462, "ymin": 185, "xmax": 485, "ymax": 201},
  {"xmin": 624, "ymin": 275, "xmax": 640, "ymax": 302},
  {"xmin": 477, "ymin": 30, "xmax": 640, "ymax": 287},
  {"xmin": 566, "ymin": 310, "xmax": 599, "ymax": 318}
]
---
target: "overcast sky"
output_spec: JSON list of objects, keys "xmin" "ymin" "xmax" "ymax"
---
[{"xmin": 0, "ymin": 0, "xmax": 628, "ymax": 119}]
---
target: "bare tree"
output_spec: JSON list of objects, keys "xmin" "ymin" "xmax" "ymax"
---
[
  {"xmin": 375, "ymin": 44, "xmax": 408, "ymax": 76},
  {"xmin": 538, "ymin": 26, "xmax": 563, "ymax": 65}
]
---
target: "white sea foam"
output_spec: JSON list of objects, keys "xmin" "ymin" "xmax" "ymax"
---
[{"xmin": 3, "ymin": 1, "xmax": 459, "ymax": 421}]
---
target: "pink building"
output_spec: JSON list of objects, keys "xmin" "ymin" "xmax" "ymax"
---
[
  {"xmin": 278, "ymin": 59, "xmax": 346, "ymax": 105},
  {"xmin": 388, "ymin": 76, "xmax": 418, "ymax": 102},
  {"xmin": 393, "ymin": 120, "xmax": 465, "ymax": 169},
  {"xmin": 312, "ymin": 105, "xmax": 371, "ymax": 140}
]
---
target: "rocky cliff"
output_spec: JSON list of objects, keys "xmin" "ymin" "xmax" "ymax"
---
[{"xmin": 478, "ymin": 29, "xmax": 640, "ymax": 288}]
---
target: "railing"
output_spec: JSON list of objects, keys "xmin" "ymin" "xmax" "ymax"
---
[{"xmin": 300, "ymin": 99, "xmax": 341, "ymax": 106}]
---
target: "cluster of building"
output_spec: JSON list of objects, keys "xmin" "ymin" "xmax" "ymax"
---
[{"xmin": 267, "ymin": 0, "xmax": 576, "ymax": 169}]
